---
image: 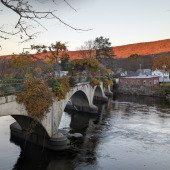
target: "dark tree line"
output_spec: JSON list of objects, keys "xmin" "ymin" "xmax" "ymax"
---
[{"xmin": 102, "ymin": 53, "xmax": 170, "ymax": 73}]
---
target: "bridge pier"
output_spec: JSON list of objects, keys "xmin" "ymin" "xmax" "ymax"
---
[
  {"xmin": 10, "ymin": 122, "xmax": 69, "ymax": 151},
  {"xmin": 93, "ymin": 84, "xmax": 109, "ymax": 102},
  {"xmin": 93, "ymin": 95, "xmax": 108, "ymax": 102},
  {"xmin": 104, "ymin": 85, "xmax": 113, "ymax": 97},
  {"xmin": 65, "ymin": 103, "xmax": 98, "ymax": 114}
]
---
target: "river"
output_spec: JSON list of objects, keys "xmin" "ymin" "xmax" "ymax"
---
[{"xmin": 0, "ymin": 95, "xmax": 170, "ymax": 170}]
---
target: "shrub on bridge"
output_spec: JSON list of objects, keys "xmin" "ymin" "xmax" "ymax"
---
[
  {"xmin": 102, "ymin": 78, "xmax": 113, "ymax": 88},
  {"xmin": 52, "ymin": 76, "xmax": 71, "ymax": 101},
  {"xmin": 68, "ymin": 77, "xmax": 77, "ymax": 87},
  {"xmin": 16, "ymin": 78, "xmax": 53, "ymax": 121},
  {"xmin": 90, "ymin": 78, "xmax": 100, "ymax": 88}
]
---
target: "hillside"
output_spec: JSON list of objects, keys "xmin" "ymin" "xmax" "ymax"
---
[
  {"xmin": 41, "ymin": 39, "xmax": 170, "ymax": 59},
  {"xmin": 113, "ymin": 39, "xmax": 170, "ymax": 58},
  {"xmin": 66, "ymin": 39, "xmax": 170, "ymax": 59},
  {"xmin": 1, "ymin": 39, "xmax": 170, "ymax": 60}
]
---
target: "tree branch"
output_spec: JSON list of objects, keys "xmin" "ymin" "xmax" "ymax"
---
[{"xmin": 0, "ymin": 0, "xmax": 91, "ymax": 42}]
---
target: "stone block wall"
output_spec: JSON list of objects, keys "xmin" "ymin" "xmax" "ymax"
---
[{"xmin": 118, "ymin": 85, "xmax": 160, "ymax": 96}]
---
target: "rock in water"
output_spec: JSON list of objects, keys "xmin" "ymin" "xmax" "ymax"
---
[{"xmin": 68, "ymin": 133, "xmax": 83, "ymax": 139}]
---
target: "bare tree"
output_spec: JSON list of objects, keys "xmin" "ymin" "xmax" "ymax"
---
[
  {"xmin": 0, "ymin": 0, "xmax": 91, "ymax": 43},
  {"xmin": 77, "ymin": 40, "xmax": 95, "ymax": 58}
]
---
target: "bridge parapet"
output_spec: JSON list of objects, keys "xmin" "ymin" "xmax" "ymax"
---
[{"xmin": 0, "ymin": 95, "xmax": 16, "ymax": 105}]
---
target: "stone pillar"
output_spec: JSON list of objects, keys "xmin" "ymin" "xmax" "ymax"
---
[{"xmin": 104, "ymin": 85, "xmax": 113, "ymax": 97}]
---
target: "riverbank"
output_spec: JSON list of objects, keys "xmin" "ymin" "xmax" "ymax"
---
[
  {"xmin": 116, "ymin": 84, "xmax": 170, "ymax": 102},
  {"xmin": 166, "ymin": 94, "xmax": 170, "ymax": 102}
]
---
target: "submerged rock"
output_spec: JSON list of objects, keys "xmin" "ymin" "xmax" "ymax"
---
[
  {"xmin": 166, "ymin": 94, "xmax": 170, "ymax": 102},
  {"xmin": 68, "ymin": 133, "xmax": 83, "ymax": 139}
]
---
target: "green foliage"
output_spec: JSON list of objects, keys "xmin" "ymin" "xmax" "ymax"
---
[
  {"xmin": 60, "ymin": 53, "xmax": 70, "ymax": 71},
  {"xmin": 90, "ymin": 78, "xmax": 100, "ymax": 87},
  {"xmin": 71, "ymin": 58, "xmax": 100, "ymax": 73},
  {"xmin": 112, "ymin": 78, "xmax": 116, "ymax": 85},
  {"xmin": 83, "ymin": 58, "xmax": 100, "ymax": 72},
  {"xmin": 52, "ymin": 76, "xmax": 70, "ymax": 101},
  {"xmin": 9, "ymin": 54, "xmax": 53, "ymax": 79},
  {"xmin": 68, "ymin": 77, "xmax": 77, "ymax": 87},
  {"xmin": 45, "ymin": 41, "xmax": 68, "ymax": 65},
  {"xmin": 50, "ymin": 41, "xmax": 67, "ymax": 52},
  {"xmin": 102, "ymin": 78, "xmax": 113, "ymax": 88},
  {"xmin": 10, "ymin": 55, "xmax": 33, "ymax": 68},
  {"xmin": 153, "ymin": 56, "xmax": 170, "ymax": 72},
  {"xmin": 31, "ymin": 45, "xmax": 47, "ymax": 53},
  {"xmin": 160, "ymin": 83, "xmax": 170, "ymax": 95},
  {"xmin": 16, "ymin": 79, "xmax": 53, "ymax": 121},
  {"xmin": 94, "ymin": 36, "xmax": 114, "ymax": 59},
  {"xmin": 67, "ymin": 62, "xmax": 76, "ymax": 75},
  {"xmin": 129, "ymin": 54, "xmax": 140, "ymax": 59}
]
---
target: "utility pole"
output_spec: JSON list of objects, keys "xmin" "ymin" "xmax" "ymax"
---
[
  {"xmin": 162, "ymin": 64, "xmax": 167, "ymax": 84},
  {"xmin": 139, "ymin": 63, "xmax": 142, "ymax": 75}
]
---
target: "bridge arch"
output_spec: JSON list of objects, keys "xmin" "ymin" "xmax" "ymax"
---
[
  {"xmin": 58, "ymin": 90, "xmax": 91, "ymax": 128},
  {"xmin": 65, "ymin": 90, "xmax": 90, "ymax": 110},
  {"xmin": 93, "ymin": 86, "xmax": 103, "ymax": 100},
  {"xmin": 57, "ymin": 86, "xmax": 99, "ymax": 131},
  {"xmin": 92, "ymin": 84, "xmax": 108, "ymax": 103},
  {"xmin": 12, "ymin": 115, "xmax": 49, "ymax": 137}
]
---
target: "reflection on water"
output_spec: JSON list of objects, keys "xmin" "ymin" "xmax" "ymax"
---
[{"xmin": 0, "ymin": 95, "xmax": 170, "ymax": 170}]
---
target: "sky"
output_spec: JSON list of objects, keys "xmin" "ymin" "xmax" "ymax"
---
[{"xmin": 0, "ymin": 0, "xmax": 170, "ymax": 55}]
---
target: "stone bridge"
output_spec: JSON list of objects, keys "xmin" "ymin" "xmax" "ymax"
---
[{"xmin": 0, "ymin": 82, "xmax": 112, "ymax": 150}]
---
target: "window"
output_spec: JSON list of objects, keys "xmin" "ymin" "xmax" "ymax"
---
[{"xmin": 154, "ymin": 80, "xmax": 158, "ymax": 84}]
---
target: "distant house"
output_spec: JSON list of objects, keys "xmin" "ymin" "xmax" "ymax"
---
[
  {"xmin": 113, "ymin": 68, "xmax": 127, "ymax": 77},
  {"xmin": 151, "ymin": 69, "xmax": 170, "ymax": 82},
  {"xmin": 124, "ymin": 69, "xmax": 152, "ymax": 77},
  {"xmin": 118, "ymin": 75, "xmax": 160, "ymax": 96},
  {"xmin": 55, "ymin": 70, "xmax": 68, "ymax": 77},
  {"xmin": 119, "ymin": 75, "xmax": 159, "ymax": 87},
  {"xmin": 137, "ymin": 69, "xmax": 152, "ymax": 76},
  {"xmin": 126, "ymin": 71, "xmax": 138, "ymax": 77},
  {"xmin": 120, "ymin": 71, "xmax": 127, "ymax": 77}
]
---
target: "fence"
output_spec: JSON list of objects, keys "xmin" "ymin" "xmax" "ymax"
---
[
  {"xmin": 0, "ymin": 79, "xmax": 24, "ymax": 96},
  {"xmin": 0, "ymin": 76, "xmax": 91, "ymax": 96}
]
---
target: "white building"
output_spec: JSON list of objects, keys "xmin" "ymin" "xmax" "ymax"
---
[
  {"xmin": 152, "ymin": 69, "xmax": 170, "ymax": 82},
  {"xmin": 55, "ymin": 71, "xmax": 68, "ymax": 77}
]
